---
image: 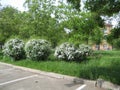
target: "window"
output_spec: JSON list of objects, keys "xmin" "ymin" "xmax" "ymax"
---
[
  {"xmin": 95, "ymin": 45, "xmax": 99, "ymax": 50},
  {"xmin": 103, "ymin": 29, "xmax": 108, "ymax": 35},
  {"xmin": 103, "ymin": 44, "xmax": 108, "ymax": 50}
]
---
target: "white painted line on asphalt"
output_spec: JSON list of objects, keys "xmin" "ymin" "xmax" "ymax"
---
[
  {"xmin": 76, "ymin": 84, "xmax": 86, "ymax": 90},
  {"xmin": 0, "ymin": 75, "xmax": 38, "ymax": 86}
]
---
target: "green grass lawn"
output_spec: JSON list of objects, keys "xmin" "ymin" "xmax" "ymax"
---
[{"xmin": 0, "ymin": 50, "xmax": 120, "ymax": 85}]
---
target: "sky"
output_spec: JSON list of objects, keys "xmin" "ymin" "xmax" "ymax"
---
[{"xmin": 1, "ymin": 0, "xmax": 26, "ymax": 11}]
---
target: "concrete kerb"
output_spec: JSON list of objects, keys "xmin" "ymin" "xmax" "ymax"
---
[
  {"xmin": 0, "ymin": 62, "xmax": 119, "ymax": 90},
  {"xmin": 0, "ymin": 62, "xmax": 74, "ymax": 80}
]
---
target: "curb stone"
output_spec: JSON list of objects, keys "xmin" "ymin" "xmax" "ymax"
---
[{"xmin": 0, "ymin": 62, "xmax": 119, "ymax": 90}]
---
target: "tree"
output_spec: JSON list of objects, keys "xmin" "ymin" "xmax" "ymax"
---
[
  {"xmin": 91, "ymin": 27, "xmax": 103, "ymax": 50},
  {"xmin": 67, "ymin": 0, "xmax": 81, "ymax": 10},
  {"xmin": 62, "ymin": 12, "xmax": 101, "ymax": 45},
  {"xmin": 85, "ymin": 0, "xmax": 120, "ymax": 16},
  {"xmin": 66, "ymin": 0, "xmax": 104, "ymax": 27},
  {"xmin": 76, "ymin": 0, "xmax": 120, "ymax": 28},
  {"xmin": 24, "ymin": 0, "xmax": 66, "ymax": 47},
  {"xmin": 15, "ymin": 12, "xmax": 32, "ymax": 39},
  {"xmin": 107, "ymin": 25, "xmax": 120, "ymax": 49},
  {"xmin": 0, "ymin": 6, "xmax": 19, "ymax": 43}
]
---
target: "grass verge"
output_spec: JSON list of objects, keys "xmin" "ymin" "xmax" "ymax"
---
[{"xmin": 0, "ymin": 50, "xmax": 120, "ymax": 85}]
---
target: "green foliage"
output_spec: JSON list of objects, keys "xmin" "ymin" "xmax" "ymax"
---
[
  {"xmin": 2, "ymin": 39, "xmax": 25, "ymax": 60},
  {"xmin": 110, "ymin": 27, "xmax": 120, "ymax": 39},
  {"xmin": 67, "ymin": 0, "xmax": 81, "ymax": 10},
  {"xmin": 25, "ymin": 39, "xmax": 51, "ymax": 61},
  {"xmin": 78, "ymin": 44, "xmax": 92, "ymax": 56},
  {"xmin": 114, "ymin": 38, "xmax": 120, "ymax": 49},
  {"xmin": 84, "ymin": 0, "xmax": 120, "ymax": 29},
  {"xmin": 0, "ymin": 0, "xmax": 67, "ymax": 47},
  {"xmin": 23, "ymin": 0, "xmax": 66, "ymax": 47},
  {"xmin": 74, "ymin": 44, "xmax": 92, "ymax": 61},
  {"xmin": 1, "ymin": 50, "xmax": 120, "ymax": 85},
  {"xmin": 85, "ymin": 0, "xmax": 120, "ymax": 16},
  {"xmin": 0, "ymin": 49, "xmax": 3, "ymax": 60},
  {"xmin": 62, "ymin": 12, "xmax": 101, "ymax": 44},
  {"xmin": 15, "ymin": 12, "xmax": 32, "ymax": 40},
  {"xmin": 0, "ymin": 0, "xmax": 106, "ymax": 49},
  {"xmin": 0, "ymin": 6, "xmax": 19, "ymax": 43},
  {"xmin": 92, "ymin": 26, "xmax": 103, "ymax": 45},
  {"xmin": 107, "ymin": 26, "xmax": 120, "ymax": 49},
  {"xmin": 54, "ymin": 42, "xmax": 92, "ymax": 61}
]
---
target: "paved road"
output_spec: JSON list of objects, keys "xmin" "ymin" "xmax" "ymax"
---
[{"xmin": 0, "ymin": 63, "xmax": 105, "ymax": 90}]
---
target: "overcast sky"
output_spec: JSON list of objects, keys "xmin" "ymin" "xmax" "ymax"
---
[{"xmin": 1, "ymin": 0, "xmax": 26, "ymax": 11}]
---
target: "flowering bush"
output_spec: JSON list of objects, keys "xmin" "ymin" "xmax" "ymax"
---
[
  {"xmin": 2, "ymin": 39, "xmax": 25, "ymax": 60},
  {"xmin": 79, "ymin": 44, "xmax": 92, "ymax": 55},
  {"xmin": 54, "ymin": 42, "xmax": 75, "ymax": 61},
  {"xmin": 74, "ymin": 44, "xmax": 92, "ymax": 60},
  {"xmin": 25, "ymin": 39, "xmax": 51, "ymax": 61},
  {"xmin": 54, "ymin": 43, "xmax": 92, "ymax": 61}
]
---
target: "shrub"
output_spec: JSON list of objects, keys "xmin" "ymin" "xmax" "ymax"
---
[
  {"xmin": 25, "ymin": 39, "xmax": 51, "ymax": 61},
  {"xmin": 113, "ymin": 38, "xmax": 120, "ymax": 49},
  {"xmin": 74, "ymin": 44, "xmax": 92, "ymax": 60},
  {"xmin": 54, "ymin": 42, "xmax": 75, "ymax": 61},
  {"xmin": 2, "ymin": 39, "xmax": 25, "ymax": 60},
  {"xmin": 54, "ymin": 43, "xmax": 92, "ymax": 61},
  {"xmin": 78, "ymin": 44, "xmax": 92, "ymax": 56}
]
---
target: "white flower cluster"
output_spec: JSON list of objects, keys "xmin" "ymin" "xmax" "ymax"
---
[
  {"xmin": 54, "ymin": 43, "xmax": 75, "ymax": 60},
  {"xmin": 25, "ymin": 39, "xmax": 51, "ymax": 61},
  {"xmin": 2, "ymin": 39, "xmax": 25, "ymax": 60},
  {"xmin": 54, "ymin": 43, "xmax": 92, "ymax": 61},
  {"xmin": 74, "ymin": 44, "xmax": 92, "ymax": 60},
  {"xmin": 78, "ymin": 44, "xmax": 92, "ymax": 56}
]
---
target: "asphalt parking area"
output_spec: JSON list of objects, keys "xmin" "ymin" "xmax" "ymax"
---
[{"xmin": 0, "ymin": 63, "xmax": 105, "ymax": 90}]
